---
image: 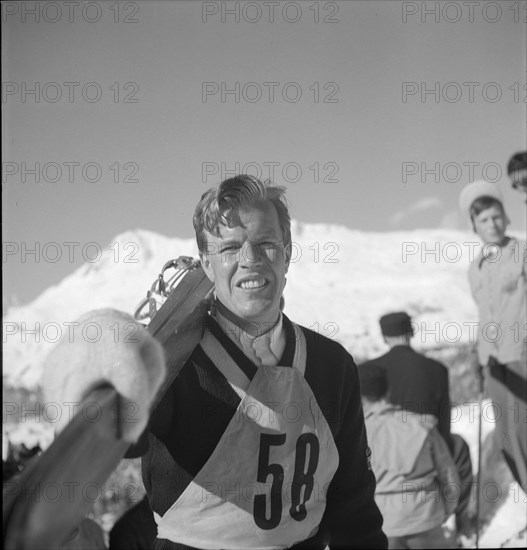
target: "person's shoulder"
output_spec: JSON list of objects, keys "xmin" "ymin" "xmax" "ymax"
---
[
  {"xmin": 297, "ymin": 322, "xmax": 351, "ymax": 356},
  {"xmin": 369, "ymin": 345, "xmax": 413, "ymax": 366},
  {"xmin": 290, "ymin": 325, "xmax": 372, "ymax": 435},
  {"xmin": 508, "ymin": 235, "xmax": 526, "ymax": 246},
  {"xmin": 387, "ymin": 408, "xmax": 436, "ymax": 435},
  {"xmin": 413, "ymin": 353, "xmax": 449, "ymax": 382},
  {"xmin": 370, "ymin": 405, "xmax": 433, "ymax": 435},
  {"xmin": 506, "ymin": 236, "xmax": 526, "ymax": 257},
  {"xmin": 420, "ymin": 351, "xmax": 448, "ymax": 372},
  {"xmin": 290, "ymin": 322, "xmax": 361, "ymax": 400}
]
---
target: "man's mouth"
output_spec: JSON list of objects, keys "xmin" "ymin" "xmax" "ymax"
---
[{"xmin": 238, "ymin": 278, "xmax": 267, "ymax": 290}]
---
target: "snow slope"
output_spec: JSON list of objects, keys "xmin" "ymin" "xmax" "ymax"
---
[{"xmin": 3, "ymin": 223, "xmax": 481, "ymax": 389}]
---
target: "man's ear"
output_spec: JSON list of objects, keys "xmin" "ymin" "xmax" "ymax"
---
[{"xmin": 200, "ymin": 252, "xmax": 215, "ymax": 283}]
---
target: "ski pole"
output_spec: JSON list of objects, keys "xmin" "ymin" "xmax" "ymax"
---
[{"xmin": 475, "ymin": 364, "xmax": 484, "ymax": 550}]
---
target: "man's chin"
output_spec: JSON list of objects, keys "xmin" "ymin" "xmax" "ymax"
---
[
  {"xmin": 484, "ymin": 235, "xmax": 507, "ymax": 247},
  {"xmin": 239, "ymin": 310, "xmax": 274, "ymax": 325}
]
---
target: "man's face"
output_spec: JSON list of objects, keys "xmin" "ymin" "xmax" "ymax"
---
[
  {"xmin": 510, "ymin": 168, "xmax": 527, "ymax": 193},
  {"xmin": 201, "ymin": 201, "xmax": 290, "ymax": 329},
  {"xmin": 473, "ymin": 204, "xmax": 507, "ymax": 245}
]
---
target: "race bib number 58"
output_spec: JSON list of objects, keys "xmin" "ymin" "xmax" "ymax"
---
[{"xmin": 254, "ymin": 433, "xmax": 320, "ymax": 529}]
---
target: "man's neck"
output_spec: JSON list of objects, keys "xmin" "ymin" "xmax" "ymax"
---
[
  {"xmin": 362, "ymin": 398, "xmax": 389, "ymax": 416},
  {"xmin": 215, "ymin": 301, "xmax": 279, "ymax": 336},
  {"xmin": 213, "ymin": 303, "xmax": 286, "ymax": 367},
  {"xmin": 384, "ymin": 336, "xmax": 412, "ymax": 349},
  {"xmin": 482, "ymin": 235, "xmax": 510, "ymax": 249}
]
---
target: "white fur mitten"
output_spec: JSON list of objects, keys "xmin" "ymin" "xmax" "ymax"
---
[{"xmin": 43, "ymin": 309, "xmax": 166, "ymax": 443}]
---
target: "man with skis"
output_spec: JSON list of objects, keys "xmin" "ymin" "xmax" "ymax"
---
[{"xmin": 43, "ymin": 175, "xmax": 387, "ymax": 549}]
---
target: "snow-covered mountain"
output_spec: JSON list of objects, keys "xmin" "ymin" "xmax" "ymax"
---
[{"xmin": 4, "ymin": 222, "xmax": 481, "ymax": 390}]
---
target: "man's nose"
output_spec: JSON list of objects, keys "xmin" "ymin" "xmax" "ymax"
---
[{"xmin": 240, "ymin": 242, "xmax": 263, "ymax": 265}]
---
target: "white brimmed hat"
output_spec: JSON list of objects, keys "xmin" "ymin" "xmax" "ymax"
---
[{"xmin": 459, "ymin": 180, "xmax": 503, "ymax": 215}]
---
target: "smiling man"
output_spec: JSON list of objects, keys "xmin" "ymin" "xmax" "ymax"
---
[
  {"xmin": 136, "ymin": 175, "xmax": 387, "ymax": 549},
  {"xmin": 460, "ymin": 180, "xmax": 527, "ymax": 494}
]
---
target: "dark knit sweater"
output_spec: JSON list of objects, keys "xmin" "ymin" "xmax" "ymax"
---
[{"xmin": 128, "ymin": 316, "xmax": 387, "ymax": 549}]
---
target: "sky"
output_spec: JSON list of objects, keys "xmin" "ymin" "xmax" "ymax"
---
[{"xmin": 2, "ymin": 0, "xmax": 526, "ymax": 305}]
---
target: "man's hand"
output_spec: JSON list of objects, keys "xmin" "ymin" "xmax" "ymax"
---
[{"xmin": 43, "ymin": 309, "xmax": 166, "ymax": 443}]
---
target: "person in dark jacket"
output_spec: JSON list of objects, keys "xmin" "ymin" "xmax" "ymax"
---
[{"xmin": 360, "ymin": 311, "xmax": 473, "ymax": 537}]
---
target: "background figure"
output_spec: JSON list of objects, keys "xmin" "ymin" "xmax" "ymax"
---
[
  {"xmin": 358, "ymin": 363, "xmax": 459, "ymax": 549},
  {"xmin": 360, "ymin": 312, "xmax": 473, "ymax": 536},
  {"xmin": 507, "ymin": 151, "xmax": 527, "ymax": 196},
  {"xmin": 460, "ymin": 180, "xmax": 527, "ymax": 493}
]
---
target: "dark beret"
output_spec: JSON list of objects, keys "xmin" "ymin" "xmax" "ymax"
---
[{"xmin": 379, "ymin": 311, "xmax": 414, "ymax": 337}]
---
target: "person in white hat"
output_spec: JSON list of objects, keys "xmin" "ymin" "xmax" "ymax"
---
[{"xmin": 460, "ymin": 180, "xmax": 527, "ymax": 493}]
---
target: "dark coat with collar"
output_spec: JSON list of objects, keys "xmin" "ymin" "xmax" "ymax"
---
[{"xmin": 360, "ymin": 346, "xmax": 452, "ymax": 449}]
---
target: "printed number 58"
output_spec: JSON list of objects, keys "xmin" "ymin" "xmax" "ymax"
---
[{"xmin": 254, "ymin": 432, "xmax": 320, "ymax": 530}]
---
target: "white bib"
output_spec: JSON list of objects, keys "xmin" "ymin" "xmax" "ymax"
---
[{"xmin": 155, "ymin": 323, "xmax": 339, "ymax": 550}]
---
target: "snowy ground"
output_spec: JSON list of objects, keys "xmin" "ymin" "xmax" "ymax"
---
[{"xmin": 480, "ymin": 494, "xmax": 527, "ymax": 548}]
